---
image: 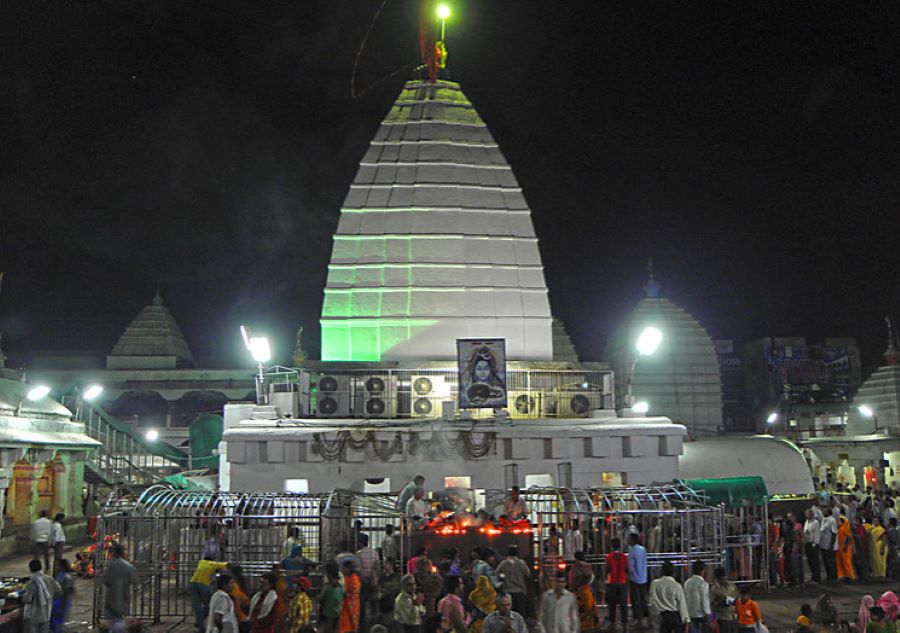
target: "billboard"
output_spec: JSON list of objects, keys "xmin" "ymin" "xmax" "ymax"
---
[{"xmin": 457, "ymin": 338, "xmax": 507, "ymax": 409}]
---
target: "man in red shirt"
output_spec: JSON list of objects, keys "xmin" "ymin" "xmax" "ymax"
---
[{"xmin": 606, "ymin": 537, "xmax": 629, "ymax": 632}]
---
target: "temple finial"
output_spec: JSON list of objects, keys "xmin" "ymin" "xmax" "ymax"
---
[
  {"xmin": 644, "ymin": 258, "xmax": 661, "ymax": 298},
  {"xmin": 885, "ymin": 316, "xmax": 900, "ymax": 365},
  {"xmin": 152, "ymin": 290, "xmax": 163, "ymax": 306}
]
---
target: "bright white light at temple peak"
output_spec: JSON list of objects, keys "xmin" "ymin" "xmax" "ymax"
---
[
  {"xmin": 635, "ymin": 326, "xmax": 663, "ymax": 356},
  {"xmin": 632, "ymin": 401, "xmax": 650, "ymax": 414},
  {"xmin": 436, "ymin": 4, "xmax": 451, "ymax": 20},
  {"xmin": 83, "ymin": 384, "xmax": 104, "ymax": 401},
  {"xmin": 26, "ymin": 385, "xmax": 51, "ymax": 401}
]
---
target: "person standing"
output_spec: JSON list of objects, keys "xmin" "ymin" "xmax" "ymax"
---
[
  {"xmin": 836, "ymin": 513, "xmax": 856, "ymax": 581},
  {"xmin": 23, "ymin": 558, "xmax": 60, "ymax": 633},
  {"xmin": 406, "ymin": 488, "xmax": 432, "ymax": 527},
  {"xmin": 708, "ymin": 568, "xmax": 738, "ymax": 633},
  {"xmin": 819, "ymin": 508, "xmax": 838, "ymax": 582},
  {"xmin": 483, "ymin": 594, "xmax": 528, "ymax": 633},
  {"xmin": 766, "ymin": 516, "xmax": 781, "ymax": 587},
  {"xmin": 50, "ymin": 514, "xmax": 66, "ymax": 576},
  {"xmin": 103, "ymin": 543, "xmax": 137, "ymax": 633},
  {"xmin": 502, "ymin": 487, "xmax": 529, "ymax": 521},
  {"xmin": 605, "ymin": 538, "xmax": 628, "ymax": 632},
  {"xmin": 32, "ymin": 510, "xmax": 53, "ymax": 573},
  {"xmin": 287, "ymin": 577, "xmax": 313, "ymax": 633},
  {"xmin": 248, "ymin": 573, "xmax": 280, "ymax": 633},
  {"xmin": 803, "ymin": 509, "xmax": 821, "ymax": 583},
  {"xmin": 627, "ymin": 533, "xmax": 649, "ymax": 629},
  {"xmin": 318, "ymin": 562, "xmax": 345, "ymax": 633},
  {"xmin": 648, "ymin": 561, "xmax": 689, "ymax": 633},
  {"xmin": 564, "ymin": 520, "xmax": 584, "ymax": 561},
  {"xmin": 394, "ymin": 574, "xmax": 425, "ymax": 633},
  {"xmin": 191, "ymin": 556, "xmax": 228, "ymax": 630},
  {"xmin": 683, "ymin": 561, "xmax": 710, "ymax": 633},
  {"xmin": 437, "ymin": 577, "xmax": 468, "ymax": 633},
  {"xmin": 397, "ymin": 476, "xmax": 426, "ymax": 513},
  {"xmin": 868, "ymin": 517, "xmax": 889, "ymax": 579},
  {"xmin": 340, "ymin": 560, "xmax": 362, "ymax": 633},
  {"xmin": 84, "ymin": 495, "xmax": 101, "ymax": 538},
  {"xmin": 733, "ymin": 586, "xmax": 762, "ymax": 633},
  {"xmin": 49, "ymin": 559, "xmax": 74, "ymax": 633},
  {"xmin": 382, "ymin": 524, "xmax": 401, "ymax": 564},
  {"xmin": 541, "ymin": 571, "xmax": 579, "ymax": 633},
  {"xmin": 496, "ymin": 545, "xmax": 531, "ymax": 618},
  {"xmin": 357, "ymin": 533, "xmax": 380, "ymax": 628},
  {"xmin": 208, "ymin": 573, "xmax": 239, "ymax": 633}
]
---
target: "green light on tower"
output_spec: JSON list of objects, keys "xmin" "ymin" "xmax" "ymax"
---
[{"xmin": 436, "ymin": 4, "xmax": 450, "ymax": 20}]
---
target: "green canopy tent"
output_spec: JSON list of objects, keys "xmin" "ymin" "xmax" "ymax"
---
[
  {"xmin": 679, "ymin": 476, "xmax": 769, "ymax": 509},
  {"xmin": 189, "ymin": 413, "xmax": 224, "ymax": 470}
]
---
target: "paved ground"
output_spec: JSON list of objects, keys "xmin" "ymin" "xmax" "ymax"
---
[{"xmin": 0, "ymin": 549, "xmax": 894, "ymax": 632}]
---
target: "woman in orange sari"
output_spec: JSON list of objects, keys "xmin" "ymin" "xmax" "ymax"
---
[
  {"xmin": 339, "ymin": 560, "xmax": 361, "ymax": 633},
  {"xmin": 836, "ymin": 514, "xmax": 856, "ymax": 580},
  {"xmin": 229, "ymin": 564, "xmax": 251, "ymax": 623}
]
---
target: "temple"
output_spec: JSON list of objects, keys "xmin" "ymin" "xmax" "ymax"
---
[{"xmin": 320, "ymin": 79, "xmax": 553, "ymax": 362}]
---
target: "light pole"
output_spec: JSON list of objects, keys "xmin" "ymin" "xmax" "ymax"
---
[
  {"xmin": 15, "ymin": 385, "xmax": 51, "ymax": 416},
  {"xmin": 858, "ymin": 404, "xmax": 879, "ymax": 434},
  {"xmin": 241, "ymin": 326, "xmax": 272, "ymax": 405},
  {"xmin": 436, "ymin": 4, "xmax": 450, "ymax": 41},
  {"xmin": 625, "ymin": 326, "xmax": 663, "ymax": 408}
]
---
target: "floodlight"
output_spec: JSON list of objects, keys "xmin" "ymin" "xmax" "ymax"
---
[
  {"xmin": 858, "ymin": 405, "xmax": 874, "ymax": 418},
  {"xmin": 83, "ymin": 384, "xmax": 104, "ymax": 401},
  {"xmin": 26, "ymin": 385, "xmax": 51, "ymax": 401},
  {"xmin": 635, "ymin": 326, "xmax": 663, "ymax": 356},
  {"xmin": 249, "ymin": 336, "xmax": 271, "ymax": 364},
  {"xmin": 766, "ymin": 412, "xmax": 778, "ymax": 424},
  {"xmin": 632, "ymin": 401, "xmax": 650, "ymax": 414},
  {"xmin": 145, "ymin": 429, "xmax": 159, "ymax": 442},
  {"xmin": 437, "ymin": 4, "xmax": 451, "ymax": 20}
]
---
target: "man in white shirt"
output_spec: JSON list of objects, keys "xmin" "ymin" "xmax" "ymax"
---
[
  {"xmin": 683, "ymin": 561, "xmax": 710, "ymax": 633},
  {"xmin": 563, "ymin": 519, "xmax": 583, "ymax": 560},
  {"xmin": 818, "ymin": 508, "xmax": 838, "ymax": 581},
  {"xmin": 484, "ymin": 594, "xmax": 528, "ymax": 633},
  {"xmin": 50, "ymin": 513, "xmax": 66, "ymax": 575},
  {"xmin": 396, "ymin": 475, "xmax": 425, "ymax": 513},
  {"xmin": 803, "ymin": 508, "xmax": 821, "ymax": 583},
  {"xmin": 32, "ymin": 510, "xmax": 53, "ymax": 573},
  {"xmin": 541, "ymin": 571, "xmax": 579, "ymax": 633},
  {"xmin": 406, "ymin": 487, "xmax": 431, "ymax": 527},
  {"xmin": 502, "ymin": 487, "xmax": 529, "ymax": 521},
  {"xmin": 208, "ymin": 573, "xmax": 238, "ymax": 633},
  {"xmin": 649, "ymin": 561, "xmax": 689, "ymax": 633}
]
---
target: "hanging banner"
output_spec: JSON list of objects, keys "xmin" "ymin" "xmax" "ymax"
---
[{"xmin": 457, "ymin": 338, "xmax": 507, "ymax": 409}]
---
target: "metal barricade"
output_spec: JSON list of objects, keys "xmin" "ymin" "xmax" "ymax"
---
[{"xmin": 94, "ymin": 486, "xmax": 406, "ymax": 627}]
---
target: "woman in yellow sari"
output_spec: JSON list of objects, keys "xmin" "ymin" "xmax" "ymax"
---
[
  {"xmin": 836, "ymin": 515, "xmax": 856, "ymax": 580},
  {"xmin": 869, "ymin": 517, "xmax": 889, "ymax": 579},
  {"xmin": 468, "ymin": 575, "xmax": 496, "ymax": 633}
]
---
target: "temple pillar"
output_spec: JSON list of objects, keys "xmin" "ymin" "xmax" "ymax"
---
[{"xmin": 11, "ymin": 461, "xmax": 41, "ymax": 526}]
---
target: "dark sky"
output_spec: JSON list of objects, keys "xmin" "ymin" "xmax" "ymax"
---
[{"xmin": 2, "ymin": 2, "xmax": 899, "ymax": 371}]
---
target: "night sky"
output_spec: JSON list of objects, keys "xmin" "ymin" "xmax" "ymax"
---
[{"xmin": 2, "ymin": 2, "xmax": 899, "ymax": 370}]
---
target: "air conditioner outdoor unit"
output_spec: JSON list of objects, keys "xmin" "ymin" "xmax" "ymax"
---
[
  {"xmin": 316, "ymin": 374, "xmax": 351, "ymax": 418},
  {"xmin": 557, "ymin": 388, "xmax": 602, "ymax": 418},
  {"xmin": 507, "ymin": 390, "xmax": 542, "ymax": 420},
  {"xmin": 354, "ymin": 374, "xmax": 397, "ymax": 419},
  {"xmin": 410, "ymin": 375, "xmax": 442, "ymax": 418}
]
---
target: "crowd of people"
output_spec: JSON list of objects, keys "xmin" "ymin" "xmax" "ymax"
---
[{"xmin": 768, "ymin": 484, "xmax": 900, "ymax": 587}]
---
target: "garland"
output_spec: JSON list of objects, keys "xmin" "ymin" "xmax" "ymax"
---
[{"xmin": 311, "ymin": 429, "xmax": 496, "ymax": 462}]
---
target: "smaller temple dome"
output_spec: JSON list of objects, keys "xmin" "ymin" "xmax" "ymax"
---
[
  {"xmin": 107, "ymin": 293, "xmax": 194, "ymax": 369},
  {"xmin": 605, "ymin": 276, "xmax": 723, "ymax": 434},
  {"xmin": 846, "ymin": 317, "xmax": 900, "ymax": 436}
]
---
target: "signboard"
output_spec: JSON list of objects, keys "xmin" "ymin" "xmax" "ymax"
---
[{"xmin": 457, "ymin": 338, "xmax": 507, "ymax": 409}]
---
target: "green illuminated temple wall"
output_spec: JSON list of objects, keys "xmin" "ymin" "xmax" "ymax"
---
[{"xmin": 321, "ymin": 79, "xmax": 553, "ymax": 362}]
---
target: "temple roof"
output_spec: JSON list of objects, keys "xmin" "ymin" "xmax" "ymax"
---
[
  {"xmin": 846, "ymin": 365, "xmax": 900, "ymax": 435},
  {"xmin": 108, "ymin": 293, "xmax": 194, "ymax": 368},
  {"xmin": 605, "ymin": 290, "xmax": 723, "ymax": 433},
  {"xmin": 321, "ymin": 79, "xmax": 552, "ymax": 362},
  {"xmin": 0, "ymin": 378, "xmax": 72, "ymax": 418}
]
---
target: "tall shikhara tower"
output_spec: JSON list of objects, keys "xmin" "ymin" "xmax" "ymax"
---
[{"xmin": 321, "ymin": 79, "xmax": 553, "ymax": 362}]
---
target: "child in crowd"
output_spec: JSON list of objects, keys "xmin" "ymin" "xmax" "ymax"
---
[
  {"xmin": 735, "ymin": 586, "xmax": 762, "ymax": 633},
  {"xmin": 288, "ymin": 577, "xmax": 313, "ymax": 633},
  {"xmin": 796, "ymin": 604, "xmax": 812, "ymax": 633}
]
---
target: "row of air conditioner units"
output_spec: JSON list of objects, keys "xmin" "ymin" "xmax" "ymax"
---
[{"xmin": 269, "ymin": 373, "xmax": 606, "ymax": 419}]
